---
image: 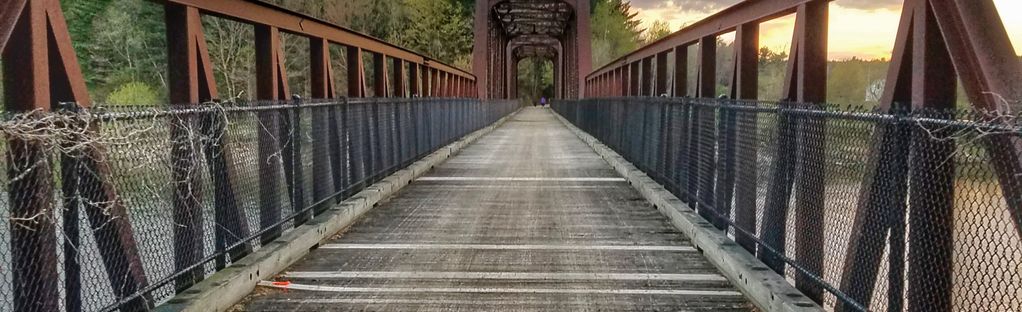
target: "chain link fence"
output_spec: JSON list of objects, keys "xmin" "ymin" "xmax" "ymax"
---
[
  {"xmin": 0, "ymin": 97, "xmax": 516, "ymax": 312},
  {"xmin": 554, "ymin": 97, "xmax": 1022, "ymax": 311}
]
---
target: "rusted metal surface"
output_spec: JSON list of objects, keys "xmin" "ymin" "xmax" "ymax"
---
[
  {"xmin": 588, "ymin": 0, "xmax": 832, "ymax": 80},
  {"xmin": 582, "ymin": 0, "xmax": 1019, "ymax": 310},
  {"xmin": 731, "ymin": 23, "xmax": 759, "ymax": 254},
  {"xmin": 3, "ymin": 3, "xmax": 58, "ymax": 310},
  {"xmin": 0, "ymin": 0, "xmax": 26, "ymax": 53},
  {"xmin": 163, "ymin": 0, "xmax": 472, "ymax": 82},
  {"xmin": 2, "ymin": 0, "xmax": 151, "ymax": 310},
  {"xmin": 473, "ymin": 0, "xmax": 589, "ymax": 99}
]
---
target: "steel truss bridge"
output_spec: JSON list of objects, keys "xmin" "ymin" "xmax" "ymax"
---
[{"xmin": 0, "ymin": 0, "xmax": 1019, "ymax": 311}]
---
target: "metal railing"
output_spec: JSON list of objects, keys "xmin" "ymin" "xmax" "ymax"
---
[
  {"xmin": 554, "ymin": 97, "xmax": 1022, "ymax": 311},
  {"xmin": 0, "ymin": 98, "xmax": 516, "ymax": 312}
]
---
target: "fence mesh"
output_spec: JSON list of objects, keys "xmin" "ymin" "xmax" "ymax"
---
[
  {"xmin": 0, "ymin": 97, "xmax": 516, "ymax": 312},
  {"xmin": 554, "ymin": 97, "xmax": 1022, "ymax": 311}
]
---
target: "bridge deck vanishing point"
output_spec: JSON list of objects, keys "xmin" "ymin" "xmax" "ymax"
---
[{"xmin": 238, "ymin": 107, "xmax": 752, "ymax": 311}]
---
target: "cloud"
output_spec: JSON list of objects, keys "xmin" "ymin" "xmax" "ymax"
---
[
  {"xmin": 628, "ymin": 0, "xmax": 738, "ymax": 13},
  {"xmin": 628, "ymin": 0, "xmax": 903, "ymax": 13},
  {"xmin": 833, "ymin": 0, "xmax": 903, "ymax": 10}
]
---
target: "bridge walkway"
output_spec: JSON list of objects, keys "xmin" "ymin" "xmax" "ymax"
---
[{"xmin": 239, "ymin": 107, "xmax": 752, "ymax": 311}]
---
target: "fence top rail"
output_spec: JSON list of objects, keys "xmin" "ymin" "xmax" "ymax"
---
[
  {"xmin": 162, "ymin": 0, "xmax": 474, "ymax": 80},
  {"xmin": 0, "ymin": 98, "xmax": 487, "ymax": 122},
  {"xmin": 567, "ymin": 97, "xmax": 1022, "ymax": 133}
]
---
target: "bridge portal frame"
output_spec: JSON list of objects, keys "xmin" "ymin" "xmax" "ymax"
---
[{"xmin": 473, "ymin": 0, "xmax": 591, "ymax": 100}]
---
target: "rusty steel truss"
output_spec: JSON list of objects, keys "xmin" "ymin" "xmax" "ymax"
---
[
  {"xmin": 0, "ymin": 0, "xmax": 476, "ymax": 310},
  {"xmin": 473, "ymin": 0, "xmax": 591, "ymax": 99},
  {"xmin": 583, "ymin": 0, "xmax": 1022, "ymax": 310}
]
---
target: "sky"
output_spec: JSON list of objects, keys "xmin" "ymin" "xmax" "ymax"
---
[{"xmin": 629, "ymin": 0, "xmax": 1022, "ymax": 60}]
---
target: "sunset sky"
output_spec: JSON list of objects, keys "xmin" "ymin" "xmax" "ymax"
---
[{"xmin": 630, "ymin": 0, "xmax": 1022, "ymax": 60}]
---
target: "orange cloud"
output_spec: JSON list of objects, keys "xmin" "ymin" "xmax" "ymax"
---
[{"xmin": 632, "ymin": 0, "xmax": 1022, "ymax": 60}]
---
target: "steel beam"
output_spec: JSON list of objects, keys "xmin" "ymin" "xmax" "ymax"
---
[
  {"xmin": 640, "ymin": 57, "xmax": 653, "ymax": 96},
  {"xmin": 589, "ymin": 0, "xmax": 832, "ymax": 79},
  {"xmin": 162, "ymin": 0, "xmax": 472, "ymax": 81},
  {"xmin": 732, "ymin": 23, "xmax": 760, "ymax": 254},
  {"xmin": 347, "ymin": 46, "xmax": 367, "ymax": 98},
  {"xmin": 310, "ymin": 36, "xmax": 337, "ymax": 218},
  {"xmin": 3, "ymin": 1, "xmax": 60, "ymax": 310},
  {"xmin": 255, "ymin": 24, "xmax": 290, "ymax": 245}
]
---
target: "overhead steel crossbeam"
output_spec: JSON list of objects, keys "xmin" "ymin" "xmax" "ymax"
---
[
  {"xmin": 514, "ymin": 45, "xmax": 558, "ymax": 58},
  {"xmin": 509, "ymin": 34, "xmax": 561, "ymax": 58},
  {"xmin": 493, "ymin": 0, "xmax": 573, "ymax": 38}
]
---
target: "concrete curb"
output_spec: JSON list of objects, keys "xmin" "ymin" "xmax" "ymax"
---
[
  {"xmin": 157, "ymin": 109, "xmax": 521, "ymax": 312},
  {"xmin": 552, "ymin": 113, "xmax": 823, "ymax": 312}
]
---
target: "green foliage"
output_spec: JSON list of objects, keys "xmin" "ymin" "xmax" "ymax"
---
[
  {"xmin": 266, "ymin": 0, "xmax": 471, "ymax": 71},
  {"xmin": 105, "ymin": 81, "xmax": 159, "ymax": 105},
  {"xmin": 758, "ymin": 47, "xmax": 789, "ymax": 101},
  {"xmin": 71, "ymin": 0, "xmax": 166, "ymax": 100},
  {"xmin": 827, "ymin": 57, "xmax": 889, "ymax": 106},
  {"xmin": 518, "ymin": 58, "xmax": 554, "ymax": 104},
  {"xmin": 591, "ymin": 0, "xmax": 643, "ymax": 68},
  {"xmin": 60, "ymin": 0, "xmax": 115, "ymax": 55},
  {"xmin": 202, "ymin": 16, "xmax": 255, "ymax": 101},
  {"xmin": 393, "ymin": 0, "xmax": 474, "ymax": 67},
  {"xmin": 644, "ymin": 20, "xmax": 672, "ymax": 44},
  {"xmin": 350, "ymin": 0, "xmax": 402, "ymax": 40}
]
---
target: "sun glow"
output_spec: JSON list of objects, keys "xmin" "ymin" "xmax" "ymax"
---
[{"xmin": 633, "ymin": 0, "xmax": 1022, "ymax": 60}]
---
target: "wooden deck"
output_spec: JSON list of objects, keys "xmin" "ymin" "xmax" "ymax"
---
[{"xmin": 239, "ymin": 107, "xmax": 752, "ymax": 311}]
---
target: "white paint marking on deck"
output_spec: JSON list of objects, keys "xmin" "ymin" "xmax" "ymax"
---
[
  {"xmin": 257, "ymin": 281, "xmax": 743, "ymax": 297},
  {"xmin": 318, "ymin": 243, "xmax": 696, "ymax": 252},
  {"xmin": 416, "ymin": 185, "xmax": 621, "ymax": 190},
  {"xmin": 283, "ymin": 271, "xmax": 726, "ymax": 281},
  {"xmin": 416, "ymin": 177, "xmax": 627, "ymax": 182},
  {"xmin": 265, "ymin": 298, "xmax": 712, "ymax": 305}
]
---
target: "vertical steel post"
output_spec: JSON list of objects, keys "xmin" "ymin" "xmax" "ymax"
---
[
  {"xmin": 732, "ymin": 23, "xmax": 761, "ymax": 253},
  {"xmin": 791, "ymin": 2, "xmax": 828, "ymax": 302},
  {"xmin": 640, "ymin": 57, "xmax": 653, "ymax": 96},
  {"xmin": 255, "ymin": 24, "xmax": 289, "ymax": 244},
  {"xmin": 3, "ymin": 2, "xmax": 58, "ymax": 309},
  {"xmin": 695, "ymin": 35, "xmax": 717, "ymax": 223},
  {"xmin": 655, "ymin": 52, "xmax": 669, "ymax": 96},
  {"xmin": 165, "ymin": 2, "xmax": 207, "ymax": 291},
  {"xmin": 310, "ymin": 37, "xmax": 337, "ymax": 213}
]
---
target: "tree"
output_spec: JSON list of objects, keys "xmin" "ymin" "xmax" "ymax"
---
[
  {"xmin": 758, "ymin": 46, "xmax": 789, "ymax": 101},
  {"xmin": 591, "ymin": 0, "xmax": 644, "ymax": 68},
  {"xmin": 644, "ymin": 20, "xmax": 672, "ymax": 44},
  {"xmin": 393, "ymin": 0, "xmax": 473, "ymax": 67},
  {"xmin": 517, "ymin": 58, "xmax": 553, "ymax": 104},
  {"xmin": 202, "ymin": 16, "xmax": 255, "ymax": 101},
  {"xmin": 106, "ymin": 81, "xmax": 160, "ymax": 105},
  {"xmin": 78, "ymin": 0, "xmax": 167, "ymax": 102}
]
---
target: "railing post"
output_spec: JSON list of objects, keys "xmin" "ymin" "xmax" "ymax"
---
[
  {"xmin": 310, "ymin": 37, "xmax": 338, "ymax": 213},
  {"xmin": 713, "ymin": 100, "xmax": 737, "ymax": 230},
  {"xmin": 255, "ymin": 23, "xmax": 290, "ymax": 244},
  {"xmin": 733, "ymin": 22, "xmax": 760, "ymax": 253},
  {"xmin": 165, "ymin": 2, "xmax": 207, "ymax": 291},
  {"xmin": 58, "ymin": 102, "xmax": 83, "ymax": 312},
  {"xmin": 760, "ymin": 102, "xmax": 798, "ymax": 273},
  {"xmin": 695, "ymin": 35, "xmax": 717, "ymax": 222},
  {"xmin": 290, "ymin": 95, "xmax": 308, "ymax": 225},
  {"xmin": 199, "ymin": 101, "xmax": 253, "ymax": 269}
]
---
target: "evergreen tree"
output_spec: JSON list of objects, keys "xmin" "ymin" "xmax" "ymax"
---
[
  {"xmin": 644, "ymin": 20, "xmax": 672, "ymax": 44},
  {"xmin": 591, "ymin": 0, "xmax": 643, "ymax": 68},
  {"xmin": 393, "ymin": 0, "xmax": 474, "ymax": 68}
]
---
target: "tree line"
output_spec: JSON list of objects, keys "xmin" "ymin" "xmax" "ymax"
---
[
  {"xmin": 0, "ymin": 0, "xmax": 1015, "ymax": 106},
  {"xmin": 41, "ymin": 0, "xmax": 474, "ymax": 105}
]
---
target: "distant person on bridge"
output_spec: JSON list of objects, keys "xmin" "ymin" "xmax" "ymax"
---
[{"xmin": 540, "ymin": 97, "xmax": 547, "ymax": 107}]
